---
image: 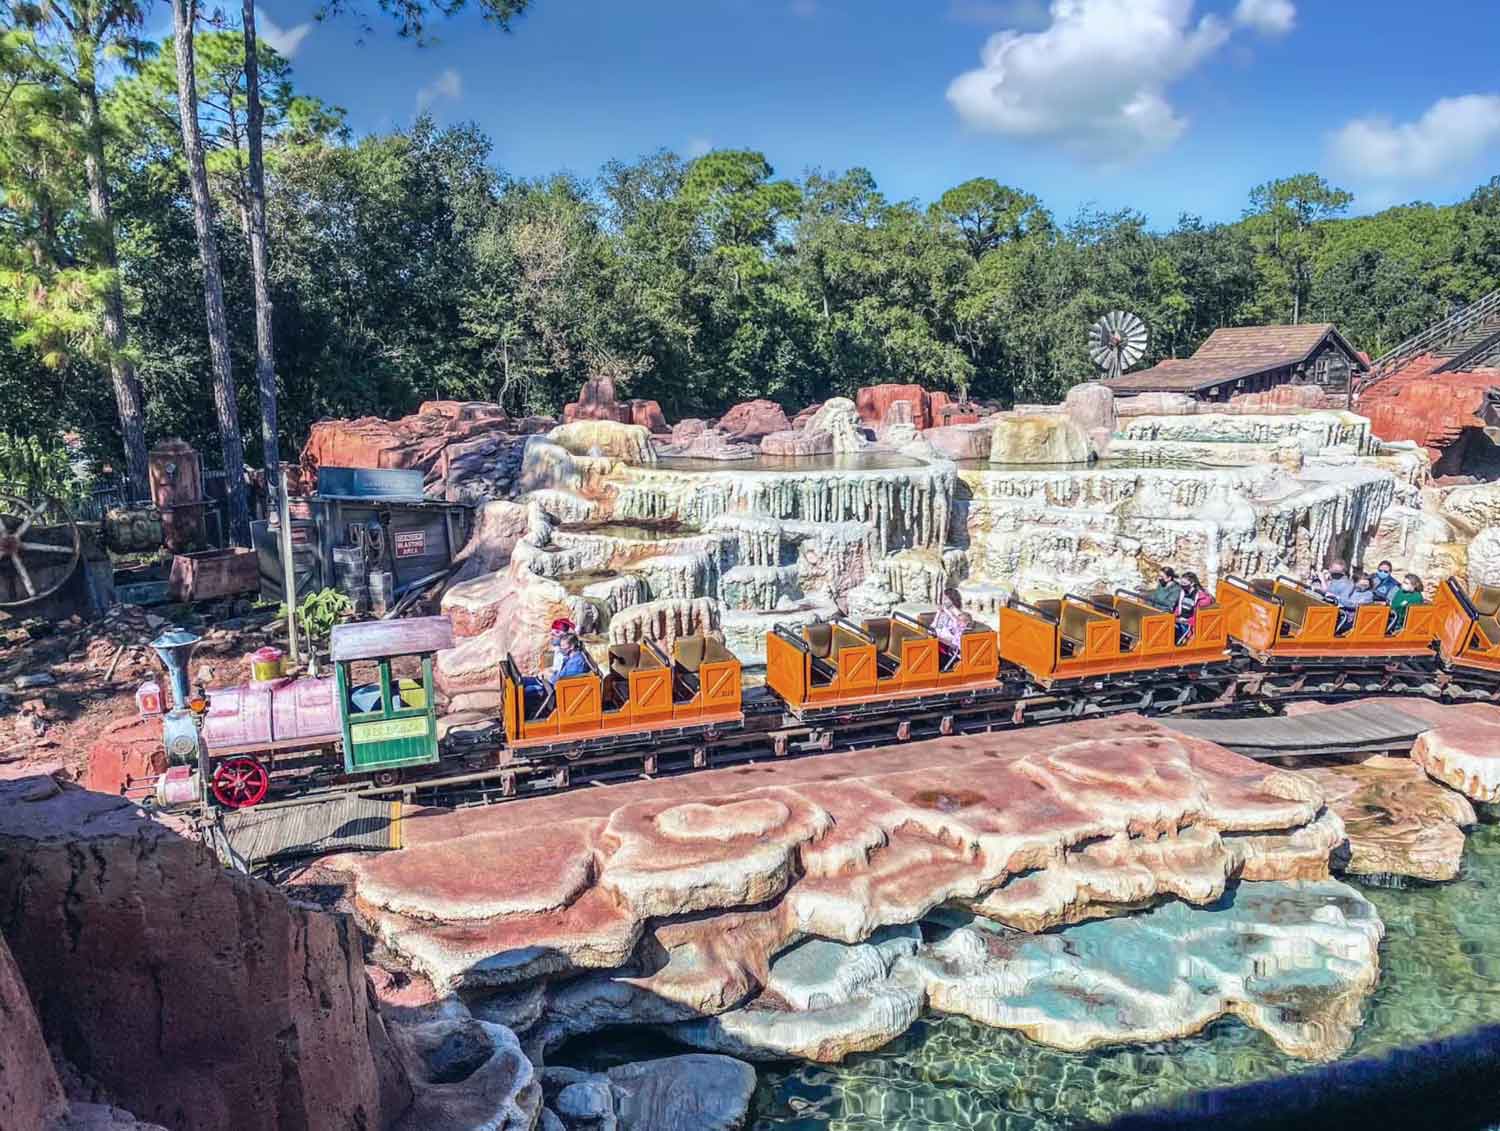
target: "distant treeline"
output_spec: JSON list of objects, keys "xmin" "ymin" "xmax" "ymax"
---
[{"xmin": 4, "ymin": 32, "xmax": 1499, "ymax": 473}]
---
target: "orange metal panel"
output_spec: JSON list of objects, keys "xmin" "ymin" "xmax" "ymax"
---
[
  {"xmin": 1346, "ymin": 604, "xmax": 1390, "ymax": 642},
  {"xmin": 999, "ymin": 607, "xmax": 1059, "ymax": 681},
  {"xmin": 956, "ymin": 630, "xmax": 998, "ymax": 680},
  {"xmin": 1216, "ymin": 580, "xmax": 1280, "ymax": 652},
  {"xmin": 836, "ymin": 643, "xmax": 879, "ymax": 694},
  {"xmin": 1083, "ymin": 616, "xmax": 1121, "ymax": 660},
  {"xmin": 1294, "ymin": 603, "xmax": 1340, "ymax": 644},
  {"xmin": 555, "ymin": 675, "xmax": 602, "ymax": 734},
  {"xmin": 899, "ymin": 636, "xmax": 940, "ymax": 688},
  {"xmin": 1399, "ymin": 603, "xmax": 1438, "ymax": 645},
  {"xmin": 1189, "ymin": 607, "xmax": 1226, "ymax": 651},
  {"xmin": 1434, "ymin": 583, "xmax": 1473, "ymax": 661},
  {"xmin": 700, "ymin": 659, "xmax": 743, "ymax": 712},
  {"xmin": 629, "ymin": 666, "xmax": 674, "ymax": 722},
  {"xmin": 1139, "ymin": 613, "xmax": 1175, "ymax": 656},
  {"xmin": 765, "ymin": 633, "xmax": 809, "ymax": 708}
]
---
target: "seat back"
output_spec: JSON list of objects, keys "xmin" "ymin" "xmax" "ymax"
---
[
  {"xmin": 1273, "ymin": 582, "xmax": 1324, "ymax": 629},
  {"xmin": 1473, "ymin": 585, "xmax": 1500, "ymax": 617},
  {"xmin": 862, "ymin": 618, "xmax": 892, "ymax": 654},
  {"xmin": 804, "ymin": 622, "xmax": 834, "ymax": 659},
  {"xmin": 701, "ymin": 637, "xmax": 735, "ymax": 664},
  {"xmin": 609, "ymin": 643, "xmax": 642, "ymax": 677},
  {"xmin": 1059, "ymin": 600, "xmax": 1109, "ymax": 645},
  {"xmin": 674, "ymin": 634, "xmax": 707, "ymax": 672}
]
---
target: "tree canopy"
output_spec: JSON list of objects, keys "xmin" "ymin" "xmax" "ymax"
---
[{"xmin": 2, "ymin": 27, "xmax": 1498, "ymax": 481}]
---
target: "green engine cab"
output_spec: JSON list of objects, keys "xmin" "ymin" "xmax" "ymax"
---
[{"xmin": 331, "ymin": 616, "xmax": 455, "ymax": 777}]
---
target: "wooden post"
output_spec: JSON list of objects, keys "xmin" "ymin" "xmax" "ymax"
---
[{"xmin": 278, "ymin": 468, "xmax": 300, "ymax": 664}]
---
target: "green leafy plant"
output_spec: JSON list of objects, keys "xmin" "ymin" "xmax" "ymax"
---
[
  {"xmin": 0, "ymin": 432, "xmax": 90, "ymax": 507},
  {"xmin": 279, "ymin": 587, "xmax": 353, "ymax": 646}
]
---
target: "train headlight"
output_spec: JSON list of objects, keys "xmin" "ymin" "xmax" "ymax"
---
[{"xmin": 168, "ymin": 732, "xmax": 197, "ymax": 758}]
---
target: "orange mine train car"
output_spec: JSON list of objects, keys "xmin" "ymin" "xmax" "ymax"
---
[
  {"xmin": 1216, "ymin": 575, "xmax": 1438, "ymax": 660},
  {"xmin": 1434, "ymin": 579, "xmax": 1500, "ymax": 680},
  {"xmin": 766, "ymin": 613, "xmax": 998, "ymax": 715},
  {"xmin": 998, "ymin": 590, "xmax": 1229, "ymax": 685},
  {"xmin": 501, "ymin": 634, "xmax": 742, "ymax": 748}
]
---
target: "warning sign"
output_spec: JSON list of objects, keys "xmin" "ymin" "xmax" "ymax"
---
[{"xmin": 394, "ymin": 530, "xmax": 427, "ymax": 558}]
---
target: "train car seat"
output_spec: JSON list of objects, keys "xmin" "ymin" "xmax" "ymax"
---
[
  {"xmin": 1472, "ymin": 586, "xmax": 1500, "ymax": 618},
  {"xmin": 803, "ymin": 623, "xmax": 838, "ymax": 684}
]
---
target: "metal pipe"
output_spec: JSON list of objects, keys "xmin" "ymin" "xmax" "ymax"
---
[{"xmin": 278, "ymin": 467, "xmax": 300, "ymax": 664}]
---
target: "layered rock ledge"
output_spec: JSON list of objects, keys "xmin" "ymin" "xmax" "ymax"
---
[{"xmin": 343, "ymin": 716, "xmax": 1352, "ymax": 1067}]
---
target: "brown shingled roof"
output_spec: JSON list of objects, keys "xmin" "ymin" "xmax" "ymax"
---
[{"xmin": 1104, "ymin": 323, "xmax": 1366, "ymax": 394}]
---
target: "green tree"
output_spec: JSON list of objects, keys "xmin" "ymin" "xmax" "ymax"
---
[
  {"xmin": 930, "ymin": 177, "xmax": 1049, "ymax": 260},
  {"xmin": 1244, "ymin": 173, "xmax": 1353, "ymax": 324},
  {"xmin": 0, "ymin": 2, "xmax": 152, "ymax": 496}
]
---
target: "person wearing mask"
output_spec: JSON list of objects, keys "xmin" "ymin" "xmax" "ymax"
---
[
  {"xmin": 524, "ymin": 630, "xmax": 591, "ymax": 712},
  {"xmin": 1369, "ymin": 561, "xmax": 1398, "ymax": 603},
  {"xmin": 547, "ymin": 617, "xmax": 575, "ymax": 677},
  {"xmin": 1146, "ymin": 567, "xmax": 1181, "ymax": 614},
  {"xmin": 1314, "ymin": 561, "xmax": 1355, "ymax": 603},
  {"xmin": 1175, "ymin": 572, "xmax": 1213, "ymax": 643},
  {"xmin": 1337, "ymin": 575, "xmax": 1374, "ymax": 632},
  {"xmin": 1388, "ymin": 574, "xmax": 1426, "ymax": 630}
]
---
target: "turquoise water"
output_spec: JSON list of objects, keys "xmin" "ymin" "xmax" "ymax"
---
[{"xmin": 750, "ymin": 822, "xmax": 1500, "ymax": 1130}]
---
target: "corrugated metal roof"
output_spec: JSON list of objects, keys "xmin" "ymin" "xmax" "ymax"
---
[{"xmin": 330, "ymin": 615, "xmax": 455, "ymax": 661}]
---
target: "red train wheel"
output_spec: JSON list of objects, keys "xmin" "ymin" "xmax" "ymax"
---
[{"xmin": 211, "ymin": 756, "xmax": 269, "ymax": 809}]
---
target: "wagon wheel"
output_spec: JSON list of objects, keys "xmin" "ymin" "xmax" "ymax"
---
[
  {"xmin": 211, "ymin": 756, "xmax": 270, "ymax": 809},
  {"xmin": 0, "ymin": 493, "xmax": 82, "ymax": 607}
]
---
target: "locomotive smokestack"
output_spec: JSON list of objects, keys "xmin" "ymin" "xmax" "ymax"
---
[{"xmin": 150, "ymin": 628, "xmax": 201, "ymax": 710}]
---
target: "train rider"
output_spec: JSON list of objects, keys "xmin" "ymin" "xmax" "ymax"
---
[
  {"xmin": 523, "ymin": 631, "xmax": 591, "ymax": 714},
  {"xmin": 1370, "ymin": 561, "xmax": 1398, "ymax": 603},
  {"xmin": 1335, "ymin": 575, "xmax": 1375, "ymax": 632},
  {"xmin": 1146, "ymin": 567, "xmax": 1181, "ymax": 613},
  {"xmin": 1388, "ymin": 573, "xmax": 1426, "ymax": 630},
  {"xmin": 1175, "ymin": 572, "xmax": 1212, "ymax": 644},
  {"xmin": 1314, "ymin": 560, "xmax": 1355, "ymax": 603},
  {"xmin": 933, "ymin": 588, "xmax": 965, "ymax": 649},
  {"xmin": 547, "ymin": 617, "xmax": 576, "ymax": 677}
]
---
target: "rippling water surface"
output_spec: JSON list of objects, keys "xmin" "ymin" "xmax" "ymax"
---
[{"xmin": 751, "ymin": 822, "xmax": 1500, "ymax": 1130}]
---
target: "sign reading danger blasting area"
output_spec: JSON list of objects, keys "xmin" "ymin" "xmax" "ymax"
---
[{"xmin": 394, "ymin": 529, "xmax": 426, "ymax": 558}]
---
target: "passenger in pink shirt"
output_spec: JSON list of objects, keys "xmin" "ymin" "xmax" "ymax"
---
[{"xmin": 931, "ymin": 588, "xmax": 965, "ymax": 649}]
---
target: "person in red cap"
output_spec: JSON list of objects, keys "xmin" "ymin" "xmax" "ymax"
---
[{"xmin": 548, "ymin": 618, "xmax": 575, "ymax": 679}]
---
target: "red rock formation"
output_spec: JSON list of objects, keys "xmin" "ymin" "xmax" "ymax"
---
[
  {"xmin": 718, "ymin": 399, "xmax": 790, "ymax": 441},
  {"xmin": 562, "ymin": 376, "xmax": 669, "ymax": 435},
  {"xmin": 0, "ymin": 929, "xmax": 67, "ymax": 1129},
  {"xmin": 1229, "ymin": 384, "xmax": 1331, "ymax": 412},
  {"xmin": 857, "ymin": 384, "xmax": 933, "ymax": 430},
  {"xmin": 1357, "ymin": 354, "xmax": 1500, "ymax": 467},
  {"xmin": 0, "ymin": 777, "xmax": 413, "ymax": 1131},
  {"xmin": 82, "ymin": 715, "xmax": 165, "ymax": 799},
  {"xmin": 761, "ymin": 430, "xmax": 833, "ymax": 457},
  {"xmin": 345, "ymin": 715, "xmax": 1338, "ymax": 994},
  {"xmin": 300, "ymin": 400, "xmax": 514, "ymax": 487}
]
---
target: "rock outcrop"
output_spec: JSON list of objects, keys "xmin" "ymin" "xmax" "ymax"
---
[
  {"xmin": 1302, "ymin": 756, "xmax": 1476, "ymax": 882},
  {"xmin": 387, "ymin": 1001, "xmax": 540, "ymax": 1131},
  {"xmin": 1411, "ymin": 709, "xmax": 1500, "ymax": 802},
  {"xmin": 0, "ymin": 777, "xmax": 412, "ymax": 1131},
  {"xmin": 718, "ymin": 399, "xmax": 790, "ymax": 441},
  {"xmin": 541, "ymin": 1054, "xmax": 756, "ymax": 1131},
  {"xmin": 345, "ymin": 717, "xmax": 1344, "ymax": 1065},
  {"xmin": 1, "ymin": 929, "xmax": 68, "ymax": 1130},
  {"xmin": 82, "ymin": 715, "xmax": 165, "ymax": 799},
  {"xmin": 300, "ymin": 400, "xmax": 528, "ymax": 502},
  {"xmin": 909, "ymin": 878, "xmax": 1383, "ymax": 1062}
]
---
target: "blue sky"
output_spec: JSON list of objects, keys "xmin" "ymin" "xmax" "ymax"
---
[{"xmin": 251, "ymin": 0, "xmax": 1500, "ymax": 227}]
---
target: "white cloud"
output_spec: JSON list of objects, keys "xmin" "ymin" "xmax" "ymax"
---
[
  {"xmin": 416, "ymin": 68, "xmax": 463, "ymax": 112},
  {"xmin": 256, "ymin": 9, "xmax": 313, "ymax": 58},
  {"xmin": 687, "ymin": 137, "xmax": 714, "ymax": 158},
  {"xmin": 1329, "ymin": 94, "xmax": 1500, "ymax": 180},
  {"xmin": 1233, "ymin": 0, "xmax": 1295, "ymax": 36},
  {"xmin": 945, "ymin": 0, "xmax": 1231, "ymax": 161}
]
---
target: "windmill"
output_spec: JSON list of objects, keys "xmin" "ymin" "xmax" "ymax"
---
[{"xmin": 1088, "ymin": 310, "xmax": 1148, "ymax": 380}]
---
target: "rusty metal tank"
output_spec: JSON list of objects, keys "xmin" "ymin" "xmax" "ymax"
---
[{"xmin": 200, "ymin": 668, "xmax": 340, "ymax": 754}]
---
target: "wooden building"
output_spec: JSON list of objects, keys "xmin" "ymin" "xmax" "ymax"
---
[{"xmin": 1104, "ymin": 324, "xmax": 1367, "ymax": 402}]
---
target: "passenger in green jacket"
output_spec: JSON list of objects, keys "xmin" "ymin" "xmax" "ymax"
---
[
  {"xmin": 1146, "ymin": 567, "xmax": 1182, "ymax": 614},
  {"xmin": 1388, "ymin": 573, "xmax": 1426, "ymax": 629}
]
